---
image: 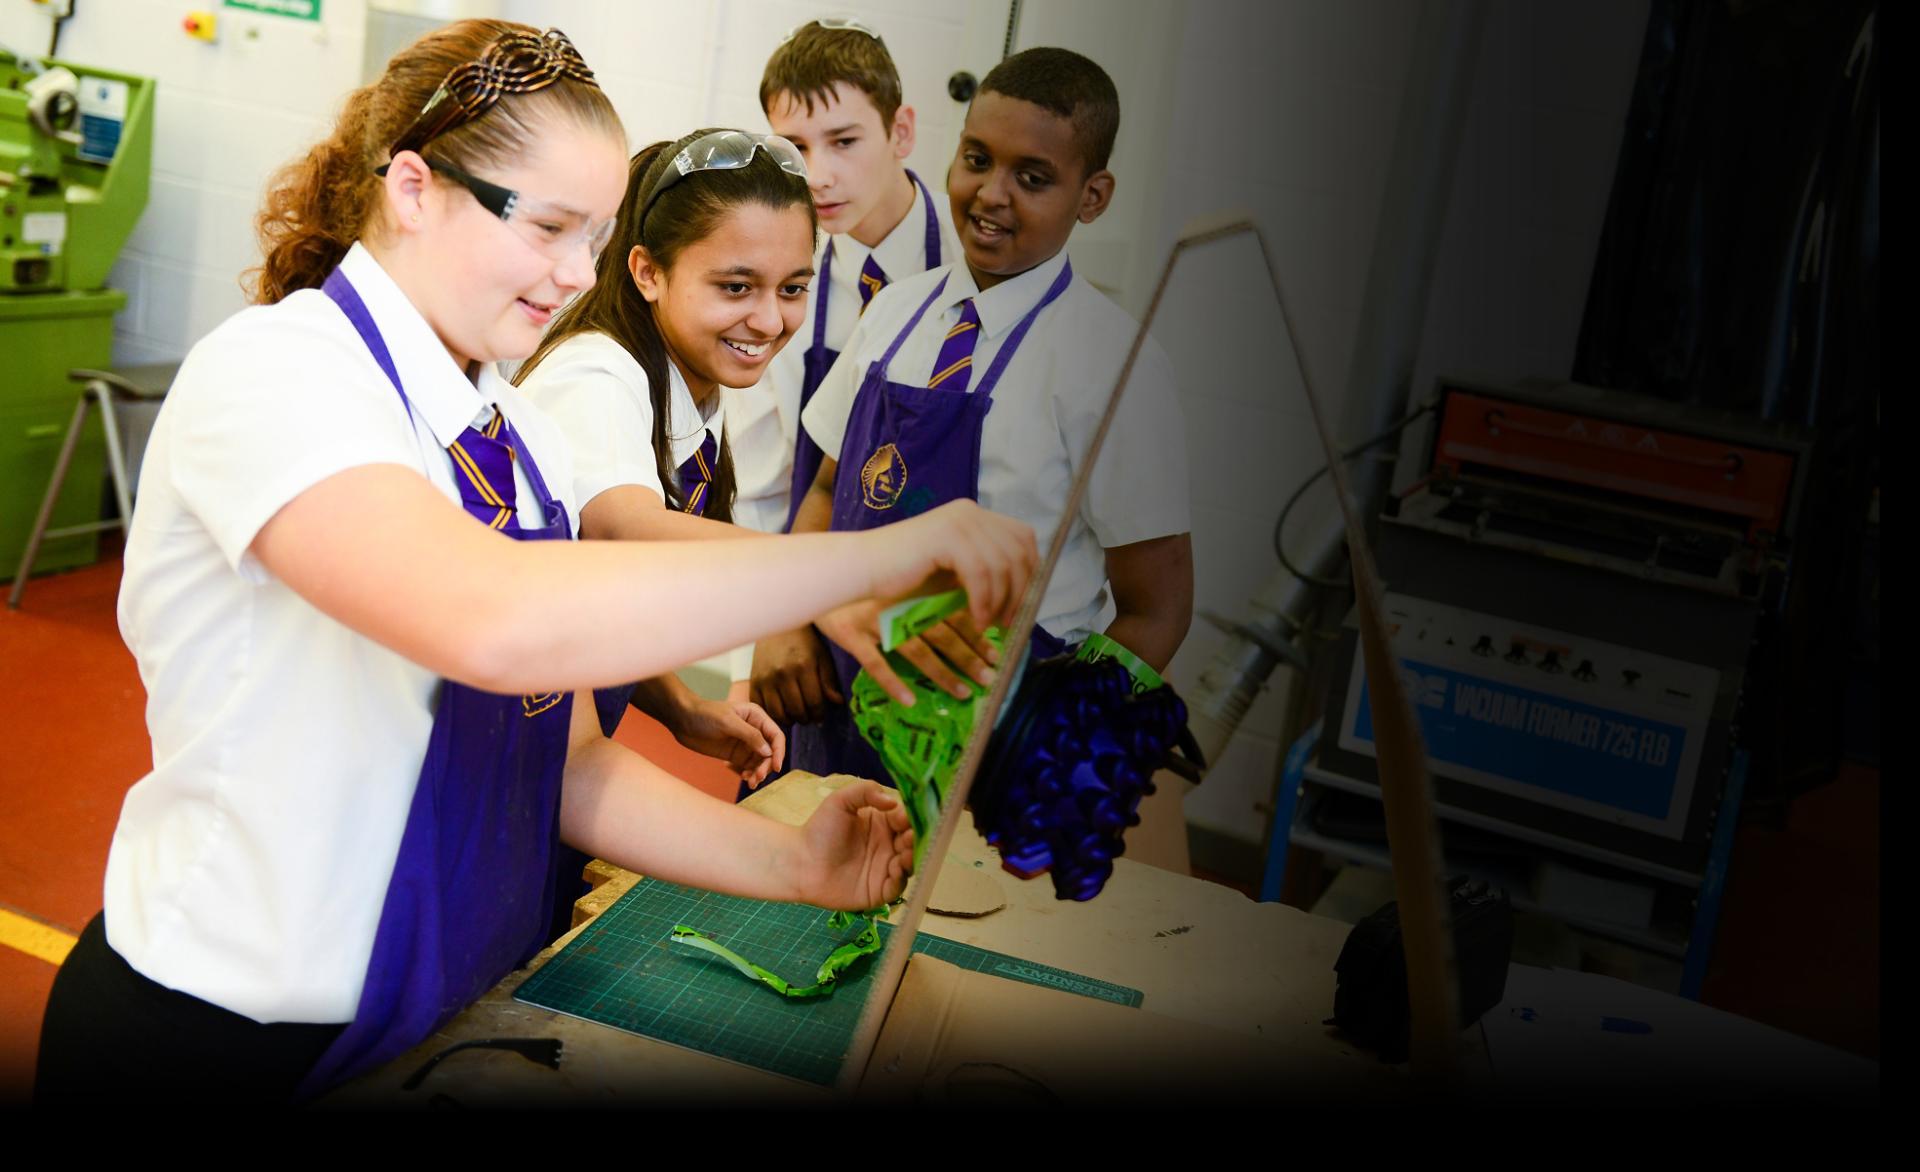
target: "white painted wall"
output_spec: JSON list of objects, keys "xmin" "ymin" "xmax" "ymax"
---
[
  {"xmin": 1153, "ymin": 0, "xmax": 1652, "ymax": 854},
  {"xmin": 0, "ymin": 0, "xmax": 997, "ymax": 364}
]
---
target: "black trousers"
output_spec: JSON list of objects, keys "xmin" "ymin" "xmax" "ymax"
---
[{"xmin": 35, "ymin": 914, "xmax": 345, "ymax": 1106}]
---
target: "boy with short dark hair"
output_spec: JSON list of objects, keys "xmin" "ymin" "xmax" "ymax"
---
[{"xmin": 756, "ymin": 46, "xmax": 1194, "ymax": 783}]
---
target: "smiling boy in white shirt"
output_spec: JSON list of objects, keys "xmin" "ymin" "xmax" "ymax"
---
[{"xmin": 754, "ymin": 47, "xmax": 1194, "ymax": 784}]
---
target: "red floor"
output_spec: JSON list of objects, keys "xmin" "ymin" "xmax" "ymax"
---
[
  {"xmin": 1, "ymin": 553, "xmax": 151, "ymax": 937},
  {"xmin": 0, "ymin": 546, "xmax": 1881, "ymax": 1100}
]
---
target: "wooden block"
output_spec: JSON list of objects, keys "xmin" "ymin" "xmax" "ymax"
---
[
  {"xmin": 571, "ymin": 865, "xmax": 641, "ymax": 930},
  {"xmin": 583, "ymin": 857, "xmax": 624, "ymax": 892}
]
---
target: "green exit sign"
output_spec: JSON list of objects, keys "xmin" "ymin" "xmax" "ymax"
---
[{"xmin": 224, "ymin": 0, "xmax": 322, "ymax": 20}]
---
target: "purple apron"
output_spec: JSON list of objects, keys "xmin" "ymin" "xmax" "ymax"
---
[
  {"xmin": 297, "ymin": 270, "xmax": 576, "ymax": 1097},
  {"xmin": 782, "ymin": 169, "xmax": 943, "ymax": 533},
  {"xmin": 788, "ymin": 261, "xmax": 1075, "ymax": 782}
]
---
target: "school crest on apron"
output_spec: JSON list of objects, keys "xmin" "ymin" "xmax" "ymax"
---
[
  {"xmin": 522, "ymin": 691, "xmax": 564, "ymax": 717},
  {"xmin": 783, "ymin": 170, "xmax": 944, "ymax": 532},
  {"xmin": 861, "ymin": 442, "xmax": 908, "ymax": 509}
]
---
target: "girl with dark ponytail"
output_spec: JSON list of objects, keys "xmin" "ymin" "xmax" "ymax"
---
[
  {"xmin": 517, "ymin": 129, "xmax": 818, "ymax": 778},
  {"xmin": 37, "ymin": 23, "xmax": 1037, "ymax": 1105}
]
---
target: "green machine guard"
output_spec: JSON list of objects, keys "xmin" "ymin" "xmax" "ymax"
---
[
  {"xmin": 1, "ymin": 47, "xmax": 154, "ymax": 292},
  {"xmin": 2, "ymin": 48, "xmax": 153, "ymax": 578}
]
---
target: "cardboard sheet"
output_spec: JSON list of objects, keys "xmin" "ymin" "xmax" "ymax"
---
[{"xmin": 861, "ymin": 954, "xmax": 1399, "ymax": 1103}]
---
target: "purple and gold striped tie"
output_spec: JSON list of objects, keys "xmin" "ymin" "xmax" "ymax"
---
[
  {"xmin": 927, "ymin": 299, "xmax": 981, "ymax": 392},
  {"xmin": 857, "ymin": 254, "xmax": 888, "ymax": 314},
  {"xmin": 678, "ymin": 430, "xmax": 719, "ymax": 516},
  {"xmin": 448, "ymin": 408, "xmax": 518, "ymax": 532}
]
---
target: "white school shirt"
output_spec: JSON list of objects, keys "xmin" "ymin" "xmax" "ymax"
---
[
  {"xmin": 726, "ymin": 175, "xmax": 962, "ymax": 535},
  {"xmin": 802, "ymin": 251, "xmax": 1191, "ymax": 642},
  {"xmin": 516, "ymin": 330, "xmax": 750, "ymax": 681},
  {"xmin": 105, "ymin": 243, "xmax": 582, "ymax": 1024},
  {"xmin": 515, "ymin": 330, "xmax": 724, "ymax": 512}
]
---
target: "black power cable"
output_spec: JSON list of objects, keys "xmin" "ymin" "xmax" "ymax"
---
[{"xmin": 1269, "ymin": 399, "xmax": 1437, "ymax": 590}]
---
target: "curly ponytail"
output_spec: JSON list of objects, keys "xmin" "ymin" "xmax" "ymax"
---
[{"xmin": 246, "ymin": 19, "xmax": 621, "ymax": 305}]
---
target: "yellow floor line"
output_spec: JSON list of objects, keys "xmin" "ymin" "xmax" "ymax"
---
[{"xmin": 0, "ymin": 907, "xmax": 77, "ymax": 966}]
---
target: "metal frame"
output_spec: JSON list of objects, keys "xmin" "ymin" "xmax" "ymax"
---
[
  {"xmin": 1680, "ymin": 749, "xmax": 1747, "ymax": 999},
  {"xmin": 1257, "ymin": 720, "xmax": 1320, "ymax": 903},
  {"xmin": 9, "ymin": 365, "xmax": 172, "ymax": 609}
]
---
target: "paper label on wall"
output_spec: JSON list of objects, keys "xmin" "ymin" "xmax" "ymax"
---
[
  {"xmin": 225, "ymin": 0, "xmax": 322, "ymax": 20},
  {"xmin": 22, "ymin": 213, "xmax": 68, "ymax": 254}
]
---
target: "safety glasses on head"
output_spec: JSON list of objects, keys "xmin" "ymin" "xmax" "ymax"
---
[
  {"xmin": 378, "ymin": 156, "xmax": 616, "ymax": 261},
  {"xmin": 781, "ymin": 16, "xmax": 883, "ymax": 44},
  {"xmin": 640, "ymin": 130, "xmax": 808, "ymax": 228}
]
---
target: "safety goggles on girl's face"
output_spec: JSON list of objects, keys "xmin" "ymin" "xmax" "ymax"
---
[
  {"xmin": 380, "ymin": 157, "xmax": 617, "ymax": 260},
  {"xmin": 642, "ymin": 131, "xmax": 809, "ymax": 222}
]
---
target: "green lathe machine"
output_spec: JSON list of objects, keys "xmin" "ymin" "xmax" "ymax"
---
[{"xmin": 1, "ymin": 44, "xmax": 150, "ymax": 578}]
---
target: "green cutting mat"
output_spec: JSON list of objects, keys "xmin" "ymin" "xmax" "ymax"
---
[{"xmin": 514, "ymin": 876, "xmax": 1143, "ymax": 1086}]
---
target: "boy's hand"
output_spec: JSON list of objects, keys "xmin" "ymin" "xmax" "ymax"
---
[
  {"xmin": 816, "ymin": 600, "xmax": 999, "ymax": 706},
  {"xmin": 750, "ymin": 626, "xmax": 841, "ymax": 726},
  {"xmin": 667, "ymin": 696, "xmax": 786, "ymax": 786},
  {"xmin": 861, "ymin": 501, "xmax": 1037, "ymax": 634},
  {"xmin": 796, "ymin": 780, "xmax": 915, "ymax": 909}
]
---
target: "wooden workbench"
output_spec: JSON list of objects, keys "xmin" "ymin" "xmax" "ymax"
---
[{"xmin": 325, "ymin": 773, "xmax": 1462, "ymax": 1106}]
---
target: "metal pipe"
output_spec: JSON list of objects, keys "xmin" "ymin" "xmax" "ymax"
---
[{"xmin": 1187, "ymin": 518, "xmax": 1344, "ymax": 762}]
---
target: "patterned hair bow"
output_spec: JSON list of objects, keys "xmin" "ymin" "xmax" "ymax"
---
[{"xmin": 390, "ymin": 28, "xmax": 599, "ymax": 158}]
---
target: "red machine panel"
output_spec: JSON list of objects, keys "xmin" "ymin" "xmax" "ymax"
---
[{"xmin": 1433, "ymin": 391, "xmax": 1799, "ymax": 540}]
